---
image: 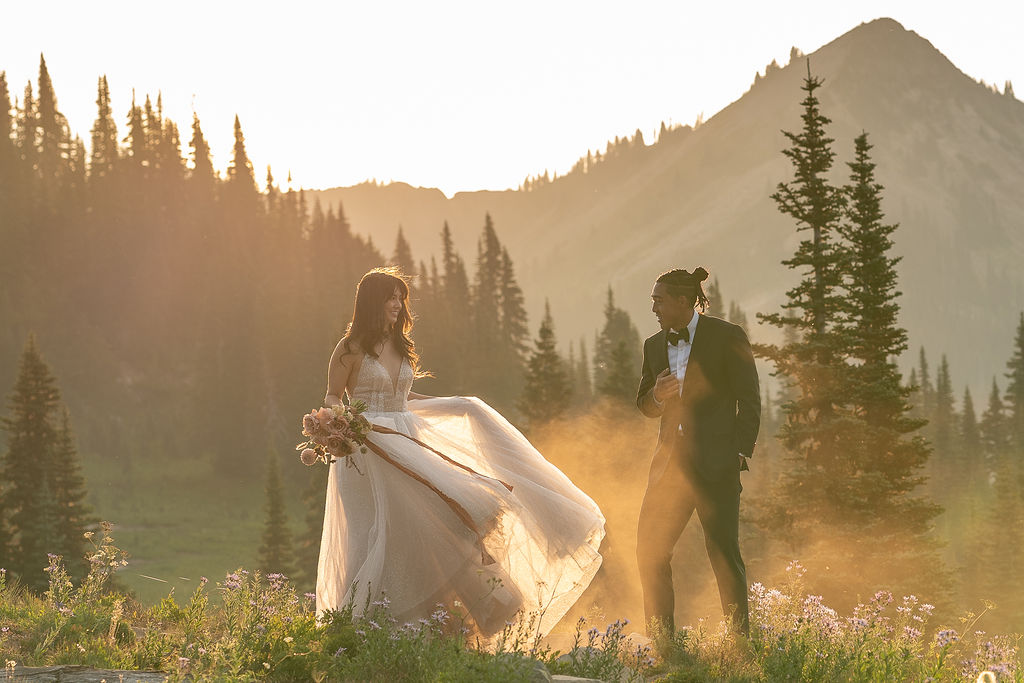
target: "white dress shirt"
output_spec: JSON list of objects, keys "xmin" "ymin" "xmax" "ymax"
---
[
  {"xmin": 667, "ymin": 311, "xmax": 701, "ymax": 395},
  {"xmin": 655, "ymin": 312, "xmax": 749, "ymax": 463}
]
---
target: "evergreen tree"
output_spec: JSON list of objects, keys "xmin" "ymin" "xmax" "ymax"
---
[
  {"xmin": 258, "ymin": 451, "xmax": 295, "ymax": 576},
  {"xmin": 593, "ymin": 287, "xmax": 641, "ymax": 394},
  {"xmin": 227, "ymin": 114, "xmax": 256, "ymax": 193},
  {"xmin": 436, "ymin": 222, "xmax": 473, "ymax": 392},
  {"xmin": 519, "ymin": 301, "xmax": 571, "ymax": 429},
  {"xmin": 918, "ymin": 347, "xmax": 935, "ymax": 421},
  {"xmin": 188, "ymin": 112, "xmax": 215, "ymax": 185},
  {"xmin": 16, "ymin": 82, "xmax": 38, "ymax": 194},
  {"xmin": 755, "ymin": 68, "xmax": 848, "ymax": 529},
  {"xmin": 932, "ymin": 355, "xmax": 955, "ymax": 457},
  {"xmin": 598, "ymin": 341, "xmax": 637, "ymax": 404},
  {"xmin": 35, "ymin": 55, "xmax": 68, "ymax": 192},
  {"xmin": 51, "ymin": 407, "xmax": 93, "ymax": 578},
  {"xmin": 0, "ymin": 71, "xmax": 15, "ymax": 219},
  {"xmin": 980, "ymin": 379, "xmax": 1009, "ymax": 456},
  {"xmin": 960, "ymin": 387, "xmax": 981, "ymax": 454},
  {"xmin": 727, "ymin": 301, "xmax": 749, "ymax": 332},
  {"xmin": 498, "ymin": 247, "xmax": 530, "ymax": 362},
  {"xmin": 391, "ymin": 226, "xmax": 415, "ymax": 276},
  {"xmin": 1, "ymin": 336, "xmax": 64, "ymax": 589},
  {"xmin": 1004, "ymin": 312, "xmax": 1024, "ymax": 449},
  {"xmin": 471, "ymin": 215, "xmax": 504, "ymax": 381},
  {"xmin": 704, "ymin": 277, "xmax": 725, "ymax": 318},
  {"xmin": 294, "ymin": 467, "xmax": 328, "ymax": 589},
  {"xmin": 575, "ymin": 337, "xmax": 593, "ymax": 408},
  {"xmin": 755, "ymin": 71, "xmax": 944, "ymax": 599},
  {"xmin": 123, "ymin": 91, "xmax": 147, "ymax": 169}
]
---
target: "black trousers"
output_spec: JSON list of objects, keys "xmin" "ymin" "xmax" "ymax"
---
[{"xmin": 635, "ymin": 454, "xmax": 748, "ymax": 636}]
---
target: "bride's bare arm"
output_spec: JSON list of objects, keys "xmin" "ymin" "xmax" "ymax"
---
[{"xmin": 325, "ymin": 341, "xmax": 357, "ymax": 407}]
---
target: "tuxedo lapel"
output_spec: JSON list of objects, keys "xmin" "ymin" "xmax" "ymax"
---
[
  {"xmin": 679, "ymin": 316, "xmax": 708, "ymax": 402},
  {"xmin": 653, "ymin": 329, "xmax": 669, "ymax": 374}
]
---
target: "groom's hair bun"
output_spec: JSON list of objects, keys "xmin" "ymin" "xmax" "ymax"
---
[{"xmin": 656, "ymin": 267, "xmax": 711, "ymax": 313}]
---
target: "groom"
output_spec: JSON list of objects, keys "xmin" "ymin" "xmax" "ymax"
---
[{"xmin": 635, "ymin": 267, "xmax": 760, "ymax": 638}]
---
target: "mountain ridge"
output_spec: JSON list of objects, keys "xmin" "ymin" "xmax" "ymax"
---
[{"xmin": 311, "ymin": 17, "xmax": 1024, "ymax": 394}]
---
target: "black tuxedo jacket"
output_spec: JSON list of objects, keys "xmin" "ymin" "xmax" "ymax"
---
[{"xmin": 636, "ymin": 314, "xmax": 760, "ymax": 481}]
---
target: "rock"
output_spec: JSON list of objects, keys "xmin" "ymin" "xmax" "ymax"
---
[
  {"xmin": 5, "ymin": 665, "xmax": 171, "ymax": 682},
  {"xmin": 523, "ymin": 657, "xmax": 553, "ymax": 683},
  {"xmin": 553, "ymin": 646, "xmax": 601, "ymax": 665}
]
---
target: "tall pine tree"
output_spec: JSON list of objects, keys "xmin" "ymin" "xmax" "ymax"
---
[
  {"xmin": 258, "ymin": 451, "xmax": 295, "ymax": 576},
  {"xmin": 755, "ymin": 67, "xmax": 848, "ymax": 535},
  {"xmin": 593, "ymin": 287, "xmax": 641, "ymax": 398},
  {"xmin": 519, "ymin": 301, "xmax": 571, "ymax": 429},
  {"xmin": 1, "ymin": 336, "xmax": 69, "ymax": 589},
  {"xmin": 755, "ymin": 72, "xmax": 945, "ymax": 601},
  {"xmin": 1004, "ymin": 313, "xmax": 1024, "ymax": 449},
  {"xmin": 51, "ymin": 407, "xmax": 93, "ymax": 578}
]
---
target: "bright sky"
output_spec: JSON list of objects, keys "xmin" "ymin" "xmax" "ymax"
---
[{"xmin": 2, "ymin": 1, "xmax": 1020, "ymax": 197}]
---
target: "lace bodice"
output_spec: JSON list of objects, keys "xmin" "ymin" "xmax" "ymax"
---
[{"xmin": 350, "ymin": 354, "xmax": 413, "ymax": 412}]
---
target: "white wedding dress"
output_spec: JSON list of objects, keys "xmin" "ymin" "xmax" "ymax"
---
[{"xmin": 316, "ymin": 354, "xmax": 605, "ymax": 641}]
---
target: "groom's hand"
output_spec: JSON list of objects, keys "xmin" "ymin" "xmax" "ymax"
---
[{"xmin": 653, "ymin": 368, "xmax": 679, "ymax": 403}]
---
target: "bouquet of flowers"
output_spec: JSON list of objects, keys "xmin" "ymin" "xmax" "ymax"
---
[{"xmin": 296, "ymin": 400, "xmax": 372, "ymax": 472}]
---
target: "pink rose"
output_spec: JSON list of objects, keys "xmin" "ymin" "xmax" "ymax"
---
[
  {"xmin": 326, "ymin": 435, "xmax": 345, "ymax": 455},
  {"xmin": 302, "ymin": 414, "xmax": 318, "ymax": 436},
  {"xmin": 317, "ymin": 407, "xmax": 333, "ymax": 427},
  {"xmin": 300, "ymin": 448, "xmax": 318, "ymax": 466}
]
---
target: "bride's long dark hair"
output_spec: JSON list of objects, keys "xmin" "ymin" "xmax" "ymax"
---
[{"xmin": 340, "ymin": 267, "xmax": 423, "ymax": 375}]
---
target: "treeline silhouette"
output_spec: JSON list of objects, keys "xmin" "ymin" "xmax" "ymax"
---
[{"xmin": 0, "ymin": 57, "xmax": 683, "ymax": 490}]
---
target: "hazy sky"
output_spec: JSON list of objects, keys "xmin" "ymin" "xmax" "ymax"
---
[{"xmin": 2, "ymin": 1, "xmax": 1020, "ymax": 196}]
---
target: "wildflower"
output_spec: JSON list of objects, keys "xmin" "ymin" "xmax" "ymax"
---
[
  {"xmin": 177, "ymin": 657, "xmax": 189, "ymax": 668},
  {"xmin": 283, "ymin": 636, "xmax": 294, "ymax": 644},
  {"xmin": 304, "ymin": 592, "xmax": 316, "ymax": 600},
  {"xmin": 935, "ymin": 629, "xmax": 959, "ymax": 647},
  {"xmin": 197, "ymin": 648, "xmax": 207, "ymax": 656},
  {"xmin": 200, "ymin": 576, "xmax": 208, "ymax": 586},
  {"xmin": 920, "ymin": 603, "xmax": 935, "ymax": 615},
  {"xmin": 333, "ymin": 646, "xmax": 346, "ymax": 657},
  {"xmin": 849, "ymin": 617, "xmax": 869, "ymax": 632},
  {"xmin": 76, "ymin": 644, "xmax": 86, "ymax": 653},
  {"xmin": 872, "ymin": 590, "xmax": 893, "ymax": 606},
  {"xmin": 355, "ymin": 629, "xmax": 366, "ymax": 637},
  {"xmin": 262, "ymin": 662, "xmax": 270, "ymax": 670},
  {"xmin": 903, "ymin": 626, "xmax": 923, "ymax": 640},
  {"xmin": 369, "ymin": 620, "xmax": 381, "ymax": 630}
]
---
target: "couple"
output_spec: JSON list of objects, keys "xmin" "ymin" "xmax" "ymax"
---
[{"xmin": 315, "ymin": 266, "xmax": 759, "ymax": 642}]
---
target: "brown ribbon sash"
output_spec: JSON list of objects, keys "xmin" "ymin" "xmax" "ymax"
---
[{"xmin": 361, "ymin": 424, "xmax": 514, "ymax": 564}]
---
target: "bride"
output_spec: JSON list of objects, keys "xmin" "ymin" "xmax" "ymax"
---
[{"xmin": 316, "ymin": 267, "xmax": 605, "ymax": 642}]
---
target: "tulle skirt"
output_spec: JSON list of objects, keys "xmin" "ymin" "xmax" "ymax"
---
[{"xmin": 315, "ymin": 396, "xmax": 605, "ymax": 642}]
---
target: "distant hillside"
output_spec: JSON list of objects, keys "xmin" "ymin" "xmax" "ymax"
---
[{"xmin": 311, "ymin": 18, "xmax": 1024, "ymax": 394}]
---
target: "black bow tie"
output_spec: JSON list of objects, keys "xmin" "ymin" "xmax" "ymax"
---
[{"xmin": 667, "ymin": 328, "xmax": 690, "ymax": 346}]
